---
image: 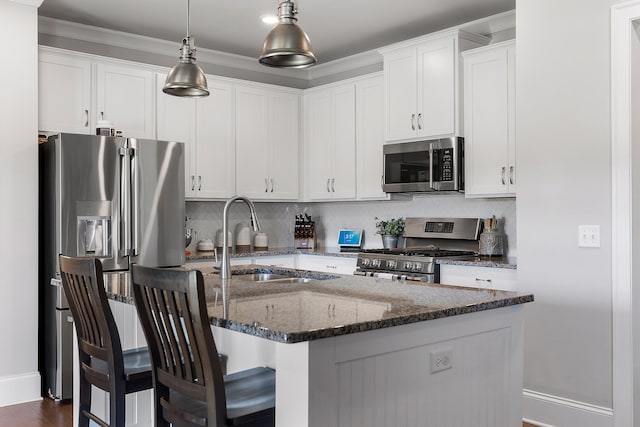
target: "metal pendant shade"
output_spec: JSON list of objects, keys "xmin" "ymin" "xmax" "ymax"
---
[
  {"xmin": 259, "ymin": 0, "xmax": 316, "ymax": 68},
  {"xmin": 164, "ymin": 0, "xmax": 209, "ymax": 97}
]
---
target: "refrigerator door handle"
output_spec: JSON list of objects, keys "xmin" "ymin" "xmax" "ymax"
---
[
  {"xmin": 130, "ymin": 147, "xmax": 139, "ymax": 257},
  {"xmin": 119, "ymin": 146, "xmax": 130, "ymax": 256}
]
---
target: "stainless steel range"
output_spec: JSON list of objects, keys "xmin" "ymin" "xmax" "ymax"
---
[{"xmin": 355, "ymin": 217, "xmax": 482, "ymax": 283}]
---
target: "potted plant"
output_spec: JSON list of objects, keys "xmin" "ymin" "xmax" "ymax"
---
[{"xmin": 375, "ymin": 217, "xmax": 405, "ymax": 248}]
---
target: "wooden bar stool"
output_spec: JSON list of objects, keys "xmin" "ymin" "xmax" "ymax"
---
[
  {"xmin": 131, "ymin": 265, "xmax": 275, "ymax": 427},
  {"xmin": 59, "ymin": 255, "xmax": 152, "ymax": 427}
]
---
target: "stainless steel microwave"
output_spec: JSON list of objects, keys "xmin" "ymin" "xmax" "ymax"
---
[{"xmin": 382, "ymin": 137, "xmax": 464, "ymax": 193}]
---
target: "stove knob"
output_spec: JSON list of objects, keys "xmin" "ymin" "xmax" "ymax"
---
[
  {"xmin": 361, "ymin": 258, "xmax": 371, "ymax": 267},
  {"xmin": 386, "ymin": 260, "xmax": 397, "ymax": 269},
  {"xmin": 412, "ymin": 262, "xmax": 423, "ymax": 271},
  {"xmin": 371, "ymin": 259, "xmax": 382, "ymax": 268},
  {"xmin": 404, "ymin": 261, "xmax": 413, "ymax": 270}
]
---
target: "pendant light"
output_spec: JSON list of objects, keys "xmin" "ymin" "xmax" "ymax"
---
[
  {"xmin": 163, "ymin": 0, "xmax": 209, "ymax": 97},
  {"xmin": 259, "ymin": 0, "xmax": 316, "ymax": 68}
]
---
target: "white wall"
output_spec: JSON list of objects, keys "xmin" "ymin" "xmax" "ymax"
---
[
  {"xmin": 517, "ymin": 0, "xmax": 621, "ymax": 424},
  {"xmin": 0, "ymin": 0, "xmax": 42, "ymax": 406}
]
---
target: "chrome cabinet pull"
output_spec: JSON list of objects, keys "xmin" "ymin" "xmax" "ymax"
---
[
  {"xmin": 417, "ymin": 113, "xmax": 422, "ymax": 130},
  {"xmin": 411, "ymin": 114, "xmax": 416, "ymax": 130},
  {"xmin": 191, "ymin": 176, "xmax": 195, "ymax": 191},
  {"xmin": 265, "ymin": 178, "xmax": 269, "ymax": 192},
  {"xmin": 509, "ymin": 166, "xmax": 515, "ymax": 185},
  {"xmin": 198, "ymin": 175, "xmax": 202, "ymax": 191},
  {"xmin": 501, "ymin": 167, "xmax": 506, "ymax": 185},
  {"xmin": 331, "ymin": 178, "xmax": 335, "ymax": 192},
  {"xmin": 270, "ymin": 178, "xmax": 274, "ymax": 193},
  {"xmin": 84, "ymin": 109, "xmax": 89, "ymax": 127},
  {"xmin": 475, "ymin": 278, "xmax": 492, "ymax": 283},
  {"xmin": 326, "ymin": 178, "xmax": 330, "ymax": 193},
  {"xmin": 100, "ymin": 111, "xmax": 105, "ymax": 120}
]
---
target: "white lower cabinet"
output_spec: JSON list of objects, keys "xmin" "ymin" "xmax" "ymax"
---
[
  {"xmin": 252, "ymin": 255, "xmax": 297, "ymax": 268},
  {"xmin": 439, "ymin": 264, "xmax": 517, "ymax": 291},
  {"xmin": 297, "ymin": 255, "xmax": 357, "ymax": 275}
]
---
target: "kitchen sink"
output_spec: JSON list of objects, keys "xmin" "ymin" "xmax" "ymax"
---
[{"xmin": 235, "ymin": 273, "xmax": 315, "ymax": 284}]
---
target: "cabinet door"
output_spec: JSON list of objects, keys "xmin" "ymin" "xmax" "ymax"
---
[
  {"xmin": 356, "ymin": 75, "xmax": 387, "ymax": 200},
  {"xmin": 95, "ymin": 63, "xmax": 155, "ymax": 139},
  {"xmin": 39, "ymin": 51, "xmax": 91, "ymax": 134},
  {"xmin": 507, "ymin": 45, "xmax": 517, "ymax": 194},
  {"xmin": 269, "ymin": 92, "xmax": 299, "ymax": 200},
  {"xmin": 463, "ymin": 44, "xmax": 513, "ymax": 197},
  {"xmin": 235, "ymin": 86, "xmax": 271, "ymax": 198},
  {"xmin": 331, "ymin": 85, "xmax": 357, "ymax": 200},
  {"xmin": 305, "ymin": 90, "xmax": 334, "ymax": 200},
  {"xmin": 384, "ymin": 47, "xmax": 418, "ymax": 141},
  {"xmin": 417, "ymin": 37, "xmax": 455, "ymax": 138},
  {"xmin": 195, "ymin": 80, "xmax": 235, "ymax": 199},
  {"xmin": 156, "ymin": 74, "xmax": 196, "ymax": 197},
  {"xmin": 439, "ymin": 264, "xmax": 517, "ymax": 291},
  {"xmin": 297, "ymin": 255, "xmax": 356, "ymax": 275}
]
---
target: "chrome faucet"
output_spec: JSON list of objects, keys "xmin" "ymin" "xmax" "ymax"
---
[{"xmin": 221, "ymin": 196, "xmax": 261, "ymax": 280}]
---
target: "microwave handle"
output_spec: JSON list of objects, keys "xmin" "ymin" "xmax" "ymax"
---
[{"xmin": 429, "ymin": 143, "xmax": 435, "ymax": 190}]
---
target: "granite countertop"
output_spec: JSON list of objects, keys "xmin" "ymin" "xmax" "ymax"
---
[
  {"xmin": 182, "ymin": 265, "xmax": 532, "ymax": 343},
  {"xmin": 437, "ymin": 256, "xmax": 517, "ymax": 269},
  {"xmin": 186, "ymin": 247, "xmax": 357, "ymax": 261}
]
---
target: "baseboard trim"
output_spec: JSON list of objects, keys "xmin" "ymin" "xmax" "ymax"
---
[
  {"xmin": 523, "ymin": 389, "xmax": 613, "ymax": 427},
  {"xmin": 0, "ymin": 372, "xmax": 42, "ymax": 407}
]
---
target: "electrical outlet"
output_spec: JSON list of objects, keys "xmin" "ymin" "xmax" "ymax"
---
[{"xmin": 430, "ymin": 348, "xmax": 453, "ymax": 373}]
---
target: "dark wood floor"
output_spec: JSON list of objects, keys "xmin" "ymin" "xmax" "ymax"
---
[
  {"xmin": 0, "ymin": 399, "xmax": 72, "ymax": 427},
  {"xmin": 0, "ymin": 398, "xmax": 540, "ymax": 426}
]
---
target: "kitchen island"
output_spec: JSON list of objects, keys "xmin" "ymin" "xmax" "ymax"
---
[{"xmin": 175, "ymin": 265, "xmax": 533, "ymax": 427}]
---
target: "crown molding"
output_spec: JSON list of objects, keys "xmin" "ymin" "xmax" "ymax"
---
[
  {"xmin": 10, "ymin": 0, "xmax": 43, "ymax": 7},
  {"xmin": 38, "ymin": 16, "xmax": 306, "ymax": 80},
  {"xmin": 307, "ymin": 49, "xmax": 382, "ymax": 80}
]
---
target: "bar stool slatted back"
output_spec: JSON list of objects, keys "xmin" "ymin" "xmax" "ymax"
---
[
  {"xmin": 131, "ymin": 265, "xmax": 275, "ymax": 427},
  {"xmin": 58, "ymin": 255, "xmax": 152, "ymax": 427}
]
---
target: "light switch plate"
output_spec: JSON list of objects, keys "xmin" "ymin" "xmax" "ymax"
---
[{"xmin": 578, "ymin": 225, "xmax": 600, "ymax": 248}]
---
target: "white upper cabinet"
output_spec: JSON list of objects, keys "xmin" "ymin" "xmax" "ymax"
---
[
  {"xmin": 304, "ymin": 83, "xmax": 356, "ymax": 201},
  {"xmin": 380, "ymin": 30, "xmax": 489, "ymax": 142},
  {"xmin": 95, "ymin": 63, "xmax": 156, "ymax": 139},
  {"xmin": 157, "ymin": 74, "xmax": 235, "ymax": 199},
  {"xmin": 356, "ymin": 74, "xmax": 388, "ymax": 200},
  {"xmin": 462, "ymin": 40, "xmax": 516, "ymax": 198},
  {"xmin": 195, "ymin": 81, "xmax": 236, "ymax": 199},
  {"xmin": 235, "ymin": 85, "xmax": 299, "ymax": 200},
  {"xmin": 39, "ymin": 50, "xmax": 92, "ymax": 134}
]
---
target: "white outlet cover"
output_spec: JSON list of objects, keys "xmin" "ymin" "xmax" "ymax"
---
[
  {"xmin": 578, "ymin": 225, "xmax": 600, "ymax": 248},
  {"xmin": 429, "ymin": 348, "xmax": 453, "ymax": 373}
]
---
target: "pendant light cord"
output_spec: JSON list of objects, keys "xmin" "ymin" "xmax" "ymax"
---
[{"xmin": 187, "ymin": 0, "xmax": 191, "ymax": 38}]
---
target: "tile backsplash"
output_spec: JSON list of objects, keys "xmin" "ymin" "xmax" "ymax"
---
[{"xmin": 186, "ymin": 194, "xmax": 516, "ymax": 257}]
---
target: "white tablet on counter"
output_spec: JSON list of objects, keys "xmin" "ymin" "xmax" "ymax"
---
[{"xmin": 337, "ymin": 229, "xmax": 363, "ymax": 251}]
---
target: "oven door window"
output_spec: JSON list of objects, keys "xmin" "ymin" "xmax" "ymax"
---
[{"xmin": 384, "ymin": 151, "xmax": 430, "ymax": 184}]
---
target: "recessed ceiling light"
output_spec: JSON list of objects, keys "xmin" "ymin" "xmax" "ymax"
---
[{"xmin": 260, "ymin": 14, "xmax": 279, "ymax": 25}]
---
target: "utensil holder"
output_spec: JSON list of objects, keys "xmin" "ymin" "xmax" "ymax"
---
[{"xmin": 479, "ymin": 229, "xmax": 504, "ymax": 256}]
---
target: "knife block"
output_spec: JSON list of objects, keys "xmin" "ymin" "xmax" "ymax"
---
[{"xmin": 294, "ymin": 220, "xmax": 316, "ymax": 250}]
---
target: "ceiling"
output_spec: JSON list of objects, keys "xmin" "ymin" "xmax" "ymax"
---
[{"xmin": 38, "ymin": 0, "xmax": 515, "ymax": 65}]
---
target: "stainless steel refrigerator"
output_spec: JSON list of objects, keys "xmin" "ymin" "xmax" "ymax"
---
[{"xmin": 39, "ymin": 133, "xmax": 185, "ymax": 400}]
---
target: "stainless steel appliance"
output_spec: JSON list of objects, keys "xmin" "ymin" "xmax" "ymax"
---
[
  {"xmin": 39, "ymin": 133, "xmax": 185, "ymax": 400},
  {"xmin": 382, "ymin": 137, "xmax": 464, "ymax": 193},
  {"xmin": 354, "ymin": 217, "xmax": 481, "ymax": 283}
]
